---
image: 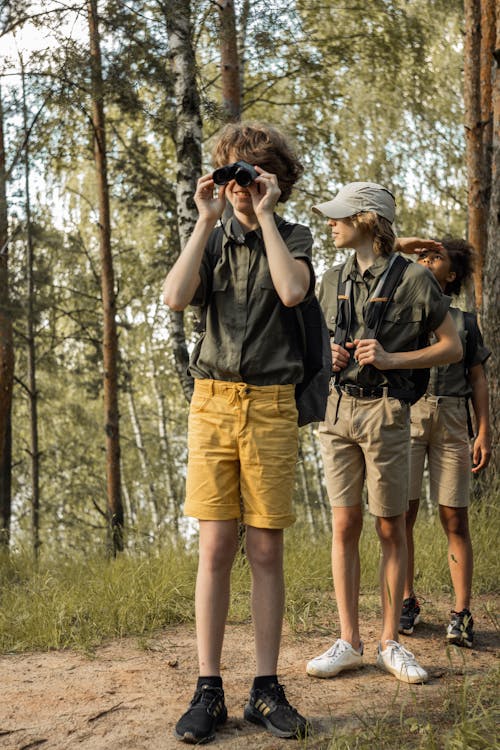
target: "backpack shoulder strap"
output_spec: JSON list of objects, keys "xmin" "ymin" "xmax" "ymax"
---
[
  {"xmin": 364, "ymin": 254, "xmax": 410, "ymax": 338},
  {"xmin": 333, "ymin": 264, "xmax": 351, "ymax": 347},
  {"xmin": 463, "ymin": 311, "xmax": 478, "ymax": 372}
]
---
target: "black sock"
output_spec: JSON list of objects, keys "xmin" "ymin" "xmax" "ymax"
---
[
  {"xmin": 197, "ymin": 675, "xmax": 222, "ymax": 689},
  {"xmin": 253, "ymin": 674, "xmax": 278, "ymax": 690}
]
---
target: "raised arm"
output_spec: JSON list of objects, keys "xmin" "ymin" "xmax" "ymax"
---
[
  {"xmin": 163, "ymin": 175, "xmax": 226, "ymax": 311},
  {"xmin": 250, "ymin": 168, "xmax": 311, "ymax": 307}
]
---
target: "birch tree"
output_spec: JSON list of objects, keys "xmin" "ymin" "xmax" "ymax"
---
[
  {"xmin": 164, "ymin": 0, "xmax": 203, "ymax": 402},
  {"xmin": 0, "ymin": 86, "xmax": 13, "ymax": 548}
]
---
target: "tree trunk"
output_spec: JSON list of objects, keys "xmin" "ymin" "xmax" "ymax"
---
[
  {"xmin": 216, "ymin": 0, "xmax": 241, "ymax": 121},
  {"xmin": 125, "ymin": 385, "xmax": 160, "ymax": 531},
  {"xmin": 0, "ymin": 85, "xmax": 13, "ymax": 549},
  {"xmin": 165, "ymin": 0, "xmax": 203, "ymax": 402},
  {"xmin": 464, "ymin": 0, "xmax": 492, "ymax": 311},
  {"xmin": 87, "ymin": 0, "xmax": 124, "ymax": 553},
  {"xmin": 482, "ymin": 10, "xmax": 500, "ymax": 476},
  {"xmin": 21, "ymin": 63, "xmax": 41, "ymax": 560}
]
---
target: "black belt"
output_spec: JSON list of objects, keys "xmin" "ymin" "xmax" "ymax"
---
[
  {"xmin": 336, "ymin": 384, "xmax": 413, "ymax": 402},
  {"xmin": 336, "ymin": 384, "xmax": 386, "ymax": 399}
]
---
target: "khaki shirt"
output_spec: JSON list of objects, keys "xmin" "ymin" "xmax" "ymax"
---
[
  {"xmin": 428, "ymin": 306, "xmax": 490, "ymax": 397},
  {"xmin": 189, "ymin": 214, "xmax": 314, "ymax": 385},
  {"xmin": 319, "ymin": 252, "xmax": 450, "ymax": 391}
]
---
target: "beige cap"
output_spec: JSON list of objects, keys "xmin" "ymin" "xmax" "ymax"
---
[{"xmin": 312, "ymin": 182, "xmax": 396, "ymax": 223}]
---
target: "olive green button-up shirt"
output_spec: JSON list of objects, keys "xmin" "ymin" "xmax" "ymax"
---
[
  {"xmin": 189, "ymin": 214, "xmax": 314, "ymax": 386},
  {"xmin": 319, "ymin": 253, "xmax": 451, "ymax": 391},
  {"xmin": 428, "ymin": 306, "xmax": 490, "ymax": 397}
]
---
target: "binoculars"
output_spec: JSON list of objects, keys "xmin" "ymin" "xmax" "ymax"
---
[{"xmin": 212, "ymin": 161, "xmax": 258, "ymax": 187}]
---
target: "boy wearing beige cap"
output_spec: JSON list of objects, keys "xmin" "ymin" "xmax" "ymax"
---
[{"xmin": 306, "ymin": 182, "xmax": 462, "ymax": 684}]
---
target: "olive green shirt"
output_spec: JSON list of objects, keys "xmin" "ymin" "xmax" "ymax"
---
[
  {"xmin": 319, "ymin": 252, "xmax": 451, "ymax": 391},
  {"xmin": 189, "ymin": 215, "xmax": 314, "ymax": 385},
  {"xmin": 428, "ymin": 306, "xmax": 490, "ymax": 397}
]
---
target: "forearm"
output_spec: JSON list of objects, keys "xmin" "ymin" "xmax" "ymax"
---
[
  {"xmin": 470, "ymin": 368, "xmax": 490, "ymax": 437},
  {"xmin": 259, "ymin": 213, "xmax": 310, "ymax": 306},
  {"xmin": 384, "ymin": 339, "xmax": 461, "ymax": 370},
  {"xmin": 163, "ymin": 217, "xmax": 216, "ymax": 310}
]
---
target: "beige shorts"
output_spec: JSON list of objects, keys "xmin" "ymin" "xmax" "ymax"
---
[
  {"xmin": 409, "ymin": 395, "xmax": 471, "ymax": 507},
  {"xmin": 185, "ymin": 379, "xmax": 299, "ymax": 528},
  {"xmin": 318, "ymin": 389, "xmax": 410, "ymax": 517}
]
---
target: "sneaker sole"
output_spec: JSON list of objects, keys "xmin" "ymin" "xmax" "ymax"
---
[
  {"xmin": 243, "ymin": 704, "xmax": 309, "ymax": 739},
  {"xmin": 447, "ymin": 634, "xmax": 473, "ymax": 649},
  {"xmin": 174, "ymin": 710, "xmax": 227, "ymax": 744},
  {"xmin": 306, "ymin": 660, "xmax": 364, "ymax": 678},
  {"xmin": 376, "ymin": 661, "xmax": 428, "ymax": 684}
]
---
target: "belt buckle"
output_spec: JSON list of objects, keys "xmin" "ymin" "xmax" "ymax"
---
[{"xmin": 345, "ymin": 384, "xmax": 362, "ymax": 398}]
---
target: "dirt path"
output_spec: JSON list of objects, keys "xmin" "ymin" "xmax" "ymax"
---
[{"xmin": 0, "ymin": 596, "xmax": 497, "ymax": 750}]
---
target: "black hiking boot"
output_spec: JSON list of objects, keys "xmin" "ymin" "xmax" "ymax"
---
[
  {"xmin": 399, "ymin": 596, "xmax": 421, "ymax": 635},
  {"xmin": 244, "ymin": 681, "xmax": 311, "ymax": 739},
  {"xmin": 446, "ymin": 609, "xmax": 474, "ymax": 648},
  {"xmin": 174, "ymin": 683, "xmax": 227, "ymax": 744}
]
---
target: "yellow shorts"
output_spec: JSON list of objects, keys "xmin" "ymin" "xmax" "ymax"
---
[
  {"xmin": 185, "ymin": 379, "xmax": 299, "ymax": 528},
  {"xmin": 409, "ymin": 394, "xmax": 471, "ymax": 507},
  {"xmin": 319, "ymin": 389, "xmax": 410, "ymax": 517}
]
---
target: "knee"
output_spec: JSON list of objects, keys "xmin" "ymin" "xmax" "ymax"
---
[
  {"xmin": 200, "ymin": 537, "xmax": 238, "ymax": 573},
  {"xmin": 441, "ymin": 508, "xmax": 469, "ymax": 538},
  {"xmin": 376, "ymin": 515, "xmax": 406, "ymax": 545},
  {"xmin": 246, "ymin": 531, "xmax": 283, "ymax": 572},
  {"xmin": 333, "ymin": 512, "xmax": 363, "ymax": 543}
]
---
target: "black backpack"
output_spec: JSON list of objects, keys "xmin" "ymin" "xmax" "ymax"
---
[
  {"xmin": 334, "ymin": 254, "xmax": 430, "ymax": 405},
  {"xmin": 198, "ymin": 219, "xmax": 332, "ymax": 426}
]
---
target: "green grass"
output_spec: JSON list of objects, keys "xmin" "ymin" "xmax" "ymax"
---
[
  {"xmin": 0, "ymin": 501, "xmax": 497, "ymax": 652},
  {"xmin": 0, "ymin": 501, "xmax": 498, "ymax": 749}
]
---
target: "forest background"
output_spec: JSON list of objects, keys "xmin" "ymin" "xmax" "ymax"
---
[{"xmin": 0, "ymin": 0, "xmax": 498, "ymax": 558}]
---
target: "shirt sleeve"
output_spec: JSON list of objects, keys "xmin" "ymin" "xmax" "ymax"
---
[
  {"xmin": 468, "ymin": 315, "xmax": 491, "ymax": 367},
  {"xmin": 396, "ymin": 263, "xmax": 451, "ymax": 334},
  {"xmin": 285, "ymin": 223, "xmax": 316, "ymax": 301},
  {"xmin": 189, "ymin": 229, "xmax": 220, "ymax": 307}
]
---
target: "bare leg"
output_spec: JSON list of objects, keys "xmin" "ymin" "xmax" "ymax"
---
[
  {"xmin": 196, "ymin": 519, "xmax": 239, "ymax": 676},
  {"xmin": 404, "ymin": 499, "xmax": 420, "ymax": 598},
  {"xmin": 245, "ymin": 526, "xmax": 284, "ymax": 676},
  {"xmin": 439, "ymin": 505, "xmax": 473, "ymax": 612},
  {"xmin": 376, "ymin": 513, "xmax": 407, "ymax": 645},
  {"xmin": 331, "ymin": 506, "xmax": 363, "ymax": 649}
]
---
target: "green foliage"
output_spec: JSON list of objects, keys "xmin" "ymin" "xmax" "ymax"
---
[{"xmin": 1, "ymin": 501, "xmax": 497, "ymax": 653}]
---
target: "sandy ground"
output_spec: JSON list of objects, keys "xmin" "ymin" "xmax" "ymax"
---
[{"xmin": 0, "ymin": 595, "xmax": 497, "ymax": 750}]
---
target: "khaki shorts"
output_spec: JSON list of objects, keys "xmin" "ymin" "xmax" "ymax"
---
[
  {"xmin": 318, "ymin": 389, "xmax": 410, "ymax": 517},
  {"xmin": 185, "ymin": 379, "xmax": 299, "ymax": 528},
  {"xmin": 409, "ymin": 395, "xmax": 471, "ymax": 507}
]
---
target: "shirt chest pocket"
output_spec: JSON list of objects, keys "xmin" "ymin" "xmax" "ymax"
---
[
  {"xmin": 212, "ymin": 263, "xmax": 229, "ymax": 292},
  {"xmin": 381, "ymin": 304, "xmax": 423, "ymax": 350}
]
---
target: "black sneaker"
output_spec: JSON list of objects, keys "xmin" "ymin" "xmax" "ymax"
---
[
  {"xmin": 244, "ymin": 682, "xmax": 311, "ymax": 739},
  {"xmin": 447, "ymin": 609, "xmax": 474, "ymax": 648},
  {"xmin": 399, "ymin": 596, "xmax": 421, "ymax": 635},
  {"xmin": 174, "ymin": 684, "xmax": 227, "ymax": 744}
]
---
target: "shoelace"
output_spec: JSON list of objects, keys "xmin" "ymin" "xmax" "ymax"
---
[
  {"xmin": 191, "ymin": 685, "xmax": 223, "ymax": 709},
  {"xmin": 385, "ymin": 640, "xmax": 420, "ymax": 668},
  {"xmin": 259, "ymin": 683, "xmax": 298, "ymax": 714}
]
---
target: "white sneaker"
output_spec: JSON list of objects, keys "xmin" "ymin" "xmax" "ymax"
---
[
  {"xmin": 306, "ymin": 638, "xmax": 364, "ymax": 678},
  {"xmin": 376, "ymin": 640, "xmax": 428, "ymax": 684}
]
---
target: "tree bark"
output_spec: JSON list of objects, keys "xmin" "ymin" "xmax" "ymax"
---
[
  {"xmin": 165, "ymin": 0, "xmax": 203, "ymax": 402},
  {"xmin": 87, "ymin": 0, "xmax": 124, "ymax": 553},
  {"xmin": 464, "ymin": 0, "xmax": 492, "ymax": 311},
  {"xmin": 216, "ymin": 0, "xmax": 241, "ymax": 121},
  {"xmin": 0, "ymin": 85, "xmax": 13, "ymax": 549},
  {"xmin": 21, "ymin": 62, "xmax": 41, "ymax": 559},
  {"xmin": 482, "ymin": 7, "xmax": 499, "ymax": 476}
]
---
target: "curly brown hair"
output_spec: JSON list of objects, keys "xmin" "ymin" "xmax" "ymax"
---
[
  {"xmin": 212, "ymin": 121, "xmax": 304, "ymax": 203},
  {"xmin": 440, "ymin": 237, "xmax": 475, "ymax": 296},
  {"xmin": 351, "ymin": 211, "xmax": 396, "ymax": 257}
]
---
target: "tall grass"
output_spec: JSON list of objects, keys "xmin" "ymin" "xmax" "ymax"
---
[{"xmin": 0, "ymin": 501, "xmax": 497, "ymax": 653}]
